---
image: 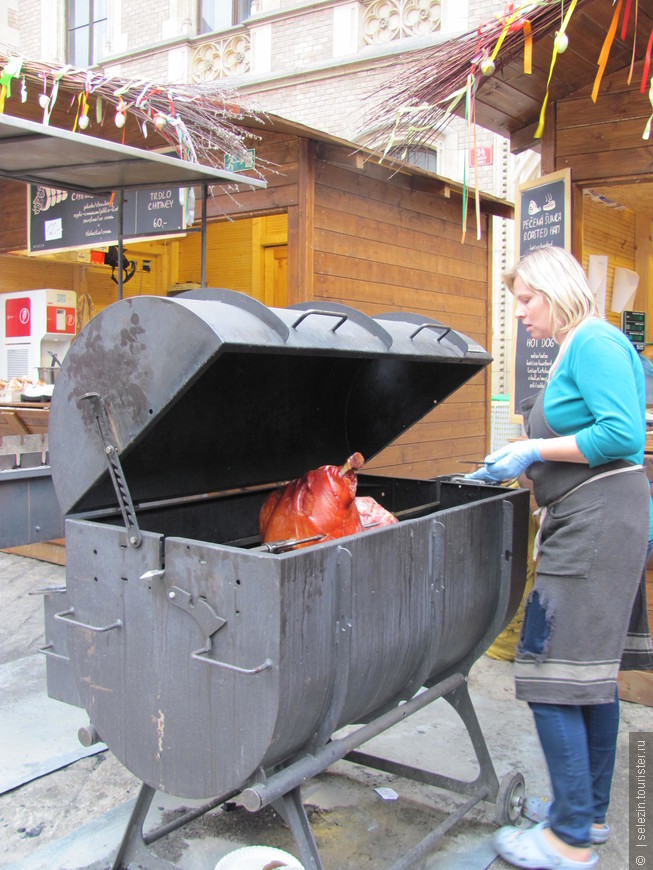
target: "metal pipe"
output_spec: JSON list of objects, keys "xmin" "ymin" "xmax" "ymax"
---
[
  {"xmin": 143, "ymin": 791, "xmax": 240, "ymax": 845},
  {"xmin": 117, "ymin": 189, "xmax": 124, "ymax": 300},
  {"xmin": 200, "ymin": 182, "xmax": 207, "ymax": 288},
  {"xmin": 387, "ymin": 790, "xmax": 489, "ymax": 870},
  {"xmin": 240, "ymin": 672, "xmax": 465, "ymax": 811}
]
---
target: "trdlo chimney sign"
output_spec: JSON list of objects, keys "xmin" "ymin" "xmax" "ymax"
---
[
  {"xmin": 28, "ymin": 184, "xmax": 187, "ymax": 254},
  {"xmin": 512, "ymin": 168, "xmax": 571, "ymax": 420}
]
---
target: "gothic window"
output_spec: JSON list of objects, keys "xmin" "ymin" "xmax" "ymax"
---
[{"xmin": 67, "ymin": 0, "xmax": 107, "ymax": 67}]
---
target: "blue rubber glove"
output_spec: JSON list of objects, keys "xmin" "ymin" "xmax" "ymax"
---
[{"xmin": 466, "ymin": 439, "xmax": 544, "ymax": 482}]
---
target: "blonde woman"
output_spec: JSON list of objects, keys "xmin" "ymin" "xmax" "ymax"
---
[{"xmin": 469, "ymin": 246, "xmax": 653, "ymax": 870}]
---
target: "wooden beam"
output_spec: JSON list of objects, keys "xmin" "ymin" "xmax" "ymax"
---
[{"xmin": 296, "ymin": 138, "xmax": 315, "ymax": 303}]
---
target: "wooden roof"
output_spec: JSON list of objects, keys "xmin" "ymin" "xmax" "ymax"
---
[
  {"xmin": 473, "ymin": 0, "xmax": 653, "ymax": 152},
  {"xmin": 364, "ymin": 0, "xmax": 653, "ymax": 157}
]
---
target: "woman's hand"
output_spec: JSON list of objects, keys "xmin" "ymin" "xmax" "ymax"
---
[{"xmin": 466, "ymin": 439, "xmax": 544, "ymax": 482}]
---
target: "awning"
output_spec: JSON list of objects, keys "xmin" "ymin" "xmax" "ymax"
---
[{"xmin": 0, "ymin": 113, "xmax": 265, "ymax": 194}]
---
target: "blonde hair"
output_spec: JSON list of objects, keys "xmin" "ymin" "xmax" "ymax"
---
[{"xmin": 503, "ymin": 246, "xmax": 598, "ymax": 338}]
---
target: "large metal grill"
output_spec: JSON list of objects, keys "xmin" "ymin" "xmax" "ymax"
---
[{"xmin": 42, "ymin": 289, "xmax": 529, "ymax": 869}]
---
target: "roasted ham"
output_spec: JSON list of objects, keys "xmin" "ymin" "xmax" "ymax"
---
[{"xmin": 259, "ymin": 453, "xmax": 365, "ymax": 548}]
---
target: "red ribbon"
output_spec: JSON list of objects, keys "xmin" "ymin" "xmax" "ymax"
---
[
  {"xmin": 641, "ymin": 26, "xmax": 653, "ymax": 93},
  {"xmin": 621, "ymin": 0, "xmax": 632, "ymax": 40}
]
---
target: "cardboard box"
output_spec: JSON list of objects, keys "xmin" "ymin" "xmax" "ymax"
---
[{"xmin": 0, "ymin": 389, "xmax": 22, "ymax": 403}]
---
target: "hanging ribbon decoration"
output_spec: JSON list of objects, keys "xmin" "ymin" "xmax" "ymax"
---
[
  {"xmin": 482, "ymin": 4, "xmax": 533, "ymax": 75},
  {"xmin": 535, "ymin": 0, "xmax": 579, "ymax": 138},
  {"xmin": 0, "ymin": 56, "xmax": 23, "ymax": 113},
  {"xmin": 73, "ymin": 91, "xmax": 83, "ymax": 131},
  {"xmin": 522, "ymin": 18, "xmax": 533, "ymax": 74},
  {"xmin": 592, "ymin": 0, "xmax": 623, "ymax": 102},
  {"xmin": 461, "ymin": 74, "xmax": 474, "ymax": 244},
  {"xmin": 642, "ymin": 76, "xmax": 653, "ymax": 139},
  {"xmin": 472, "ymin": 75, "xmax": 481, "ymax": 242},
  {"xmin": 627, "ymin": 0, "xmax": 638, "ymax": 85},
  {"xmin": 640, "ymin": 24, "xmax": 653, "ymax": 93},
  {"xmin": 621, "ymin": 0, "xmax": 632, "ymax": 39}
]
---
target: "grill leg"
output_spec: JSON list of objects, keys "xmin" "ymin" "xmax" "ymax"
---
[
  {"xmin": 443, "ymin": 678, "xmax": 501, "ymax": 799},
  {"xmin": 346, "ymin": 679, "xmax": 500, "ymax": 802},
  {"xmin": 345, "ymin": 678, "xmax": 505, "ymax": 868},
  {"xmin": 272, "ymin": 786, "xmax": 323, "ymax": 870},
  {"xmin": 111, "ymin": 783, "xmax": 181, "ymax": 870}
]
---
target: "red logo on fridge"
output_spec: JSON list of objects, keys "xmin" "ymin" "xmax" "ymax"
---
[{"xmin": 6, "ymin": 298, "xmax": 31, "ymax": 337}]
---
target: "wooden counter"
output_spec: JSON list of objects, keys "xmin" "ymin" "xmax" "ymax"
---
[{"xmin": 0, "ymin": 401, "xmax": 50, "ymax": 437}]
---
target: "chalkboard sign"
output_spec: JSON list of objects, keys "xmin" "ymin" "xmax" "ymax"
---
[
  {"xmin": 28, "ymin": 185, "xmax": 187, "ymax": 253},
  {"xmin": 511, "ymin": 168, "xmax": 571, "ymax": 419}
]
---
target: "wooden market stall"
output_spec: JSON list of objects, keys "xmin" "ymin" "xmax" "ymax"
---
[
  {"xmin": 0, "ymin": 66, "xmax": 513, "ymax": 486},
  {"xmin": 0, "ymin": 61, "xmax": 514, "ymax": 560}
]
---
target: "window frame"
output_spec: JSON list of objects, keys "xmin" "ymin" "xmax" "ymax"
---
[
  {"xmin": 199, "ymin": 0, "xmax": 251, "ymax": 34},
  {"xmin": 66, "ymin": 0, "xmax": 108, "ymax": 67}
]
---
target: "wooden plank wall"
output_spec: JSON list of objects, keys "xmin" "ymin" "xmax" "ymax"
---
[
  {"xmin": 581, "ymin": 195, "xmax": 636, "ymax": 328},
  {"xmin": 312, "ymin": 153, "xmax": 490, "ymax": 480},
  {"xmin": 176, "ymin": 219, "xmax": 254, "ymax": 290},
  {"xmin": 555, "ymin": 61, "xmax": 653, "ymax": 183},
  {"xmin": 205, "ymin": 129, "xmax": 300, "ymax": 220}
]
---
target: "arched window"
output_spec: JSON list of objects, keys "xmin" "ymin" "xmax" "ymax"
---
[{"xmin": 388, "ymin": 145, "xmax": 438, "ymax": 174}]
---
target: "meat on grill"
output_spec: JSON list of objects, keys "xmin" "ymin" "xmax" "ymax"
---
[
  {"xmin": 259, "ymin": 453, "xmax": 366, "ymax": 548},
  {"xmin": 356, "ymin": 496, "xmax": 399, "ymax": 529}
]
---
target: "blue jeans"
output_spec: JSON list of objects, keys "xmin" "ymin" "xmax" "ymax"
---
[
  {"xmin": 529, "ymin": 693, "xmax": 619, "ymax": 847},
  {"xmin": 527, "ymin": 537, "xmax": 653, "ymax": 847}
]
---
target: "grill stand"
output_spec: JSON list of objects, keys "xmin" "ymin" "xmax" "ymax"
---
[{"xmin": 110, "ymin": 673, "xmax": 525, "ymax": 870}]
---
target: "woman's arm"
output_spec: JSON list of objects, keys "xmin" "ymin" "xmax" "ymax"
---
[{"xmin": 538, "ymin": 434, "xmax": 588, "ymax": 464}]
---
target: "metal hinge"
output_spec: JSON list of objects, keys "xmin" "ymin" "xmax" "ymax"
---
[{"xmin": 81, "ymin": 392, "xmax": 142, "ymax": 548}]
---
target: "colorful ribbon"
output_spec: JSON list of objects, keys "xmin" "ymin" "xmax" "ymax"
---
[
  {"xmin": 641, "ymin": 25, "xmax": 653, "ymax": 93},
  {"xmin": 628, "ymin": 0, "xmax": 638, "ymax": 85},
  {"xmin": 487, "ymin": 3, "xmax": 533, "ymax": 74},
  {"xmin": 592, "ymin": 0, "xmax": 623, "ymax": 103},
  {"xmin": 0, "ymin": 56, "xmax": 23, "ymax": 112},
  {"xmin": 535, "ymin": 0, "xmax": 579, "ymax": 138},
  {"xmin": 643, "ymin": 77, "xmax": 653, "ymax": 139}
]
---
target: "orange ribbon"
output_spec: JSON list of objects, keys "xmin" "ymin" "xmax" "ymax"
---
[
  {"xmin": 592, "ymin": 0, "xmax": 623, "ymax": 103},
  {"xmin": 523, "ymin": 19, "xmax": 532, "ymax": 74}
]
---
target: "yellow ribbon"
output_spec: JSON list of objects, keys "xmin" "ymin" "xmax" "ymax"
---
[{"xmin": 535, "ymin": 0, "xmax": 579, "ymax": 139}]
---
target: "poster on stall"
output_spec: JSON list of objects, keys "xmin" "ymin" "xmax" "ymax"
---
[
  {"xmin": 27, "ymin": 184, "xmax": 188, "ymax": 254},
  {"xmin": 511, "ymin": 168, "xmax": 571, "ymax": 421}
]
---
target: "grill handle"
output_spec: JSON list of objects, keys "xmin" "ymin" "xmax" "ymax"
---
[
  {"xmin": 54, "ymin": 608, "xmax": 123, "ymax": 633},
  {"xmin": 191, "ymin": 644, "xmax": 273, "ymax": 676},
  {"xmin": 409, "ymin": 322, "xmax": 468, "ymax": 355},
  {"xmin": 291, "ymin": 309, "xmax": 348, "ymax": 332},
  {"xmin": 39, "ymin": 642, "xmax": 70, "ymax": 662},
  {"xmin": 289, "ymin": 306, "xmax": 393, "ymax": 348},
  {"xmin": 409, "ymin": 323, "xmax": 451, "ymax": 341}
]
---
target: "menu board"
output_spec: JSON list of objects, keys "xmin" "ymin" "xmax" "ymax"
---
[
  {"xmin": 28, "ymin": 185, "xmax": 187, "ymax": 253},
  {"xmin": 511, "ymin": 169, "xmax": 571, "ymax": 419}
]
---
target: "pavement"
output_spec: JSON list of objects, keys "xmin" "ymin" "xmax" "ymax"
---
[{"xmin": 0, "ymin": 548, "xmax": 648, "ymax": 870}]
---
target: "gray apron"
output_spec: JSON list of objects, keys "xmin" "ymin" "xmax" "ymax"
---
[{"xmin": 514, "ymin": 390, "xmax": 653, "ymax": 705}]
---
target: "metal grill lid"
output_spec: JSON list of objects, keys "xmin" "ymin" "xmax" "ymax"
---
[{"xmin": 49, "ymin": 289, "xmax": 490, "ymax": 514}]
